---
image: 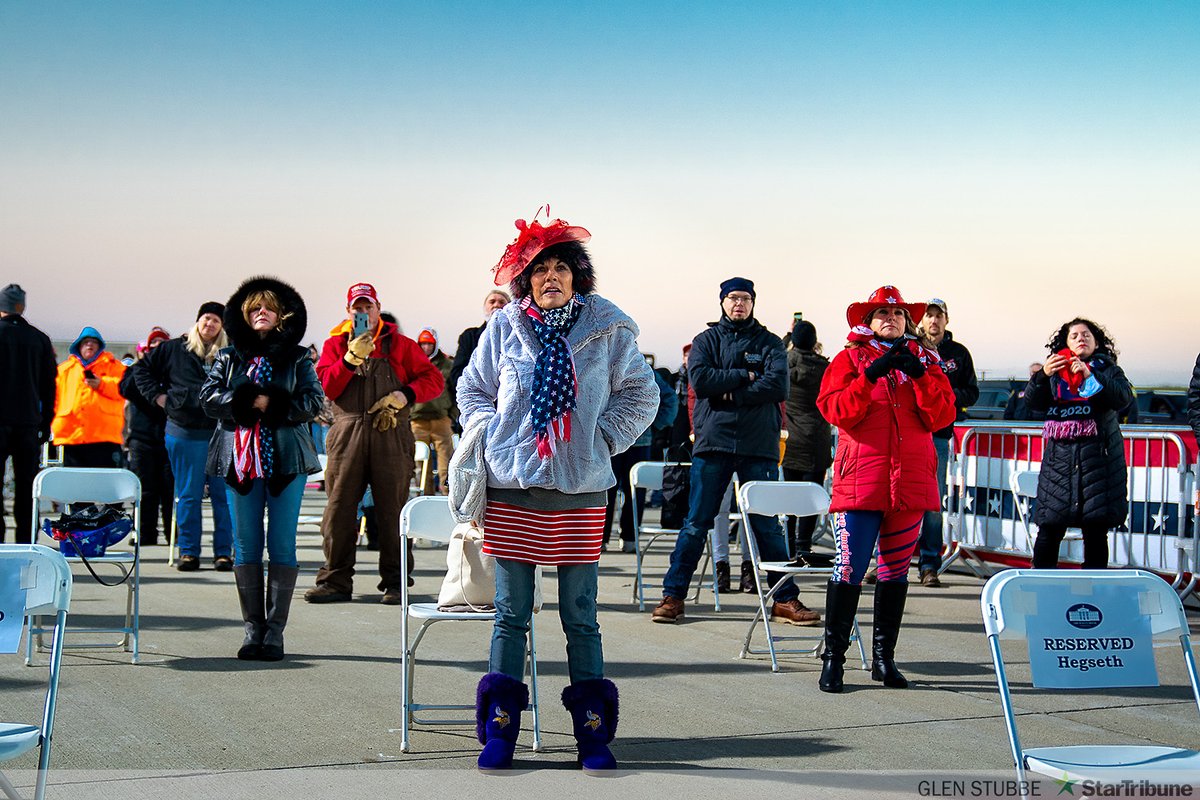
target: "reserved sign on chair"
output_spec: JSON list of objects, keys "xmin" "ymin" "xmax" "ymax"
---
[{"xmin": 1025, "ymin": 582, "xmax": 1157, "ymax": 689}]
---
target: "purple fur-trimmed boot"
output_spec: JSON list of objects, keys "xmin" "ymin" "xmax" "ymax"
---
[
  {"xmin": 561, "ymin": 678, "xmax": 619, "ymax": 773},
  {"xmin": 475, "ymin": 672, "xmax": 529, "ymax": 771}
]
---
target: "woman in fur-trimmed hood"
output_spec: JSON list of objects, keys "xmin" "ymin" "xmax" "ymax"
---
[
  {"xmin": 200, "ymin": 275, "xmax": 323, "ymax": 663},
  {"xmin": 456, "ymin": 210, "xmax": 658, "ymax": 773}
]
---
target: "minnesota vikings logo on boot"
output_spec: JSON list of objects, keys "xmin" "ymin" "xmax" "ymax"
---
[{"xmin": 476, "ymin": 673, "xmax": 529, "ymax": 771}]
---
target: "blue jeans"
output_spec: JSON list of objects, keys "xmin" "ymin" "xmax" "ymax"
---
[
  {"xmin": 662, "ymin": 453, "xmax": 797, "ymax": 603},
  {"xmin": 165, "ymin": 433, "xmax": 233, "ymax": 559},
  {"xmin": 226, "ymin": 474, "xmax": 305, "ymax": 567},
  {"xmin": 490, "ymin": 558, "xmax": 602, "ymax": 685},
  {"xmin": 918, "ymin": 436, "xmax": 951, "ymax": 572}
]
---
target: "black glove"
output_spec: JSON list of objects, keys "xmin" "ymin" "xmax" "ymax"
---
[
  {"xmin": 893, "ymin": 348, "xmax": 927, "ymax": 379},
  {"xmin": 863, "ymin": 340, "xmax": 906, "ymax": 382}
]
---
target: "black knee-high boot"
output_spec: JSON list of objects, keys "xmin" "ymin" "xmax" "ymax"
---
[
  {"xmin": 233, "ymin": 563, "xmax": 265, "ymax": 660},
  {"xmin": 819, "ymin": 581, "xmax": 862, "ymax": 693},
  {"xmin": 871, "ymin": 580, "xmax": 909, "ymax": 688}
]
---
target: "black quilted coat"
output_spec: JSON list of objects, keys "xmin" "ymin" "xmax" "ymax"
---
[
  {"xmin": 782, "ymin": 348, "xmax": 833, "ymax": 473},
  {"xmin": 200, "ymin": 276, "xmax": 324, "ymax": 494},
  {"xmin": 1023, "ymin": 357, "xmax": 1133, "ymax": 527}
]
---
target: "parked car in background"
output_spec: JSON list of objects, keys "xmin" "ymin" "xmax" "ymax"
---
[
  {"xmin": 966, "ymin": 379, "xmax": 1020, "ymax": 420},
  {"xmin": 1128, "ymin": 389, "xmax": 1188, "ymax": 426}
]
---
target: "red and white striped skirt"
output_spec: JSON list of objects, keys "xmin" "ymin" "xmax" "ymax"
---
[{"xmin": 482, "ymin": 501, "xmax": 606, "ymax": 565}]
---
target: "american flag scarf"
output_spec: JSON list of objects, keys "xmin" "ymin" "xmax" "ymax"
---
[
  {"xmin": 232, "ymin": 356, "xmax": 275, "ymax": 482},
  {"xmin": 523, "ymin": 294, "xmax": 584, "ymax": 458}
]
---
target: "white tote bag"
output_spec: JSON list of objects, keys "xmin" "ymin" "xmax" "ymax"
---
[{"xmin": 437, "ymin": 522, "xmax": 496, "ymax": 611}]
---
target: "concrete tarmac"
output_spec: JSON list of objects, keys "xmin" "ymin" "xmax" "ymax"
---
[{"xmin": 3, "ymin": 487, "xmax": 1197, "ymax": 798}]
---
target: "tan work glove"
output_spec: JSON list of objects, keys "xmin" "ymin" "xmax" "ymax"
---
[
  {"xmin": 344, "ymin": 333, "xmax": 375, "ymax": 366},
  {"xmin": 368, "ymin": 392, "xmax": 408, "ymax": 415},
  {"xmin": 372, "ymin": 406, "xmax": 398, "ymax": 432}
]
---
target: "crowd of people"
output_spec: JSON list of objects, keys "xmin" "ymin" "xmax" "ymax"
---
[{"xmin": 1, "ymin": 209, "xmax": 1197, "ymax": 770}]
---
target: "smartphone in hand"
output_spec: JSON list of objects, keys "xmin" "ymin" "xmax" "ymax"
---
[
  {"xmin": 83, "ymin": 369, "xmax": 96, "ymax": 380},
  {"xmin": 352, "ymin": 312, "xmax": 371, "ymax": 338}
]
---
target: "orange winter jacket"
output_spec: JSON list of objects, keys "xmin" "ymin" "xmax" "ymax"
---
[{"xmin": 52, "ymin": 352, "xmax": 127, "ymax": 445}]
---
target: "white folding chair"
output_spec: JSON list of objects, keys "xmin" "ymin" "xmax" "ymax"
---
[
  {"xmin": 0, "ymin": 545, "xmax": 71, "ymax": 800},
  {"xmin": 412, "ymin": 441, "xmax": 431, "ymax": 497},
  {"xmin": 398, "ymin": 495, "xmax": 540, "ymax": 754},
  {"xmin": 737, "ymin": 480, "xmax": 867, "ymax": 673},
  {"xmin": 29, "ymin": 468, "xmax": 142, "ymax": 664},
  {"xmin": 981, "ymin": 569, "xmax": 1200, "ymax": 782},
  {"xmin": 628, "ymin": 461, "xmax": 720, "ymax": 612}
]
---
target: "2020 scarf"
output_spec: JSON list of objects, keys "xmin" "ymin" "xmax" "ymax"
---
[
  {"xmin": 523, "ymin": 294, "xmax": 585, "ymax": 458},
  {"xmin": 232, "ymin": 356, "xmax": 275, "ymax": 482}
]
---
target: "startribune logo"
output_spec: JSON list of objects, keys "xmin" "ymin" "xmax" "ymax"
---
[{"xmin": 1066, "ymin": 603, "xmax": 1102, "ymax": 630}]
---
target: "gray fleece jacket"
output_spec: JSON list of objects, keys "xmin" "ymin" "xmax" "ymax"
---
[{"xmin": 456, "ymin": 294, "xmax": 657, "ymax": 496}]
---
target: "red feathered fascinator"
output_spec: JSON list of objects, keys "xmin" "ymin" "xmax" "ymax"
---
[{"xmin": 492, "ymin": 206, "xmax": 591, "ymax": 287}]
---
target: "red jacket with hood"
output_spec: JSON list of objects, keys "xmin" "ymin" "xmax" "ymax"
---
[{"xmin": 817, "ymin": 341, "xmax": 957, "ymax": 513}]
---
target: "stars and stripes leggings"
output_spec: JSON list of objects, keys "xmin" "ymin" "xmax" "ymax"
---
[{"xmin": 831, "ymin": 510, "xmax": 924, "ymax": 585}]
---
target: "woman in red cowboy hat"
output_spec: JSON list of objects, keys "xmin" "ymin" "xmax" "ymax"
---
[{"xmin": 815, "ymin": 285, "xmax": 957, "ymax": 693}]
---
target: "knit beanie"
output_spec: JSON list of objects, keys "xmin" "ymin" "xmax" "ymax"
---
[
  {"xmin": 719, "ymin": 277, "xmax": 755, "ymax": 302},
  {"xmin": 791, "ymin": 320, "xmax": 817, "ymax": 351},
  {"xmin": 197, "ymin": 301, "xmax": 225, "ymax": 321},
  {"xmin": 0, "ymin": 283, "xmax": 25, "ymax": 313}
]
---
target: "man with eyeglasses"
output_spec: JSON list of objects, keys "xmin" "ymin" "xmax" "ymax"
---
[{"xmin": 653, "ymin": 277, "xmax": 821, "ymax": 625}]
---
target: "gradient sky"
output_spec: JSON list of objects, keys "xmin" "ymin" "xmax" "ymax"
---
[{"xmin": 2, "ymin": 2, "xmax": 1197, "ymax": 384}]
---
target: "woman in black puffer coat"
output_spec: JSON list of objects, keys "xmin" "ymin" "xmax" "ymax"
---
[
  {"xmin": 782, "ymin": 319, "xmax": 833, "ymax": 555},
  {"xmin": 201, "ymin": 276, "xmax": 324, "ymax": 661},
  {"xmin": 1023, "ymin": 318, "xmax": 1133, "ymax": 569}
]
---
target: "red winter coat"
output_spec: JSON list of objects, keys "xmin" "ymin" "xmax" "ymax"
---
[{"xmin": 817, "ymin": 343, "xmax": 957, "ymax": 513}]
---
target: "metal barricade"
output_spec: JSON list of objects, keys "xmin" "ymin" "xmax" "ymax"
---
[{"xmin": 946, "ymin": 422, "xmax": 1196, "ymax": 593}]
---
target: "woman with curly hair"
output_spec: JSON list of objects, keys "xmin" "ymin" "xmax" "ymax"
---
[
  {"xmin": 201, "ymin": 277, "xmax": 324, "ymax": 661},
  {"xmin": 1023, "ymin": 318, "xmax": 1133, "ymax": 569}
]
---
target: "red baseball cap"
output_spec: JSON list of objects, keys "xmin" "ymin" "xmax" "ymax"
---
[{"xmin": 346, "ymin": 282, "xmax": 379, "ymax": 306}]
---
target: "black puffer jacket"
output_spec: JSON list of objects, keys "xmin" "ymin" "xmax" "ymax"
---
[
  {"xmin": 1187, "ymin": 352, "xmax": 1200, "ymax": 445},
  {"xmin": 1024, "ymin": 357, "xmax": 1133, "ymax": 527},
  {"xmin": 689, "ymin": 316, "xmax": 787, "ymax": 460},
  {"xmin": 133, "ymin": 335, "xmax": 219, "ymax": 432},
  {"xmin": 782, "ymin": 348, "xmax": 833, "ymax": 473},
  {"xmin": 933, "ymin": 332, "xmax": 979, "ymax": 439},
  {"xmin": 201, "ymin": 277, "xmax": 323, "ymax": 494},
  {"xmin": 119, "ymin": 367, "xmax": 166, "ymax": 450}
]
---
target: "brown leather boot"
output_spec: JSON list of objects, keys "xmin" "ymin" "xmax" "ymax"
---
[
  {"xmin": 651, "ymin": 596, "xmax": 685, "ymax": 623},
  {"xmin": 770, "ymin": 598, "xmax": 822, "ymax": 626}
]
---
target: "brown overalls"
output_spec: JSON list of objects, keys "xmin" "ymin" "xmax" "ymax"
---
[{"xmin": 317, "ymin": 340, "xmax": 415, "ymax": 593}]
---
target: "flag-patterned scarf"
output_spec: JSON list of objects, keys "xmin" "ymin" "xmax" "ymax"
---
[
  {"xmin": 232, "ymin": 356, "xmax": 275, "ymax": 482},
  {"xmin": 523, "ymin": 294, "xmax": 585, "ymax": 458}
]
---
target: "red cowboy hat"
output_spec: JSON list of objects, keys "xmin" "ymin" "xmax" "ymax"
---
[{"xmin": 844, "ymin": 285, "xmax": 926, "ymax": 328}]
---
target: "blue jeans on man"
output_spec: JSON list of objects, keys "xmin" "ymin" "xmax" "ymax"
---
[
  {"xmin": 490, "ymin": 558, "xmax": 602, "ymax": 685},
  {"xmin": 165, "ymin": 432, "xmax": 233, "ymax": 559},
  {"xmin": 917, "ymin": 435, "xmax": 951, "ymax": 574},
  {"xmin": 662, "ymin": 453, "xmax": 798, "ymax": 603}
]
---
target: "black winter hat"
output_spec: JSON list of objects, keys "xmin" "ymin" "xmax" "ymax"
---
[
  {"xmin": 791, "ymin": 320, "xmax": 817, "ymax": 351},
  {"xmin": 197, "ymin": 301, "xmax": 225, "ymax": 321},
  {"xmin": 719, "ymin": 277, "xmax": 755, "ymax": 301},
  {"xmin": 1, "ymin": 283, "xmax": 26, "ymax": 313}
]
